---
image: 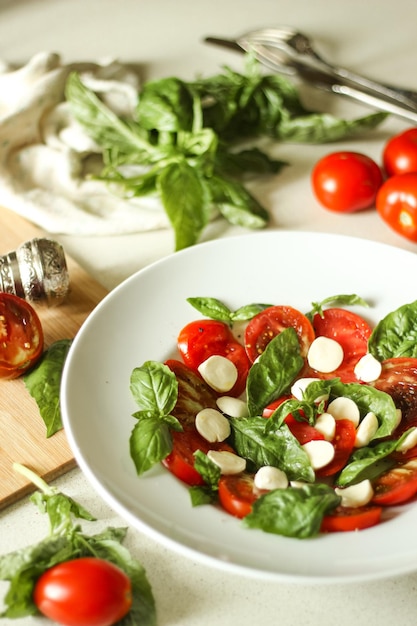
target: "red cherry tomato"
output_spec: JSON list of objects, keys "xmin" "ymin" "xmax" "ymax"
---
[
  {"xmin": 372, "ymin": 459, "xmax": 417, "ymax": 506},
  {"xmin": 218, "ymin": 473, "xmax": 258, "ymax": 518},
  {"xmin": 0, "ymin": 293, "xmax": 44, "ymax": 379},
  {"xmin": 33, "ymin": 557, "xmax": 132, "ymax": 626},
  {"xmin": 177, "ymin": 320, "xmax": 250, "ymax": 396},
  {"xmin": 244, "ymin": 305, "xmax": 315, "ymax": 362},
  {"xmin": 376, "ymin": 172, "xmax": 417, "ymax": 242},
  {"xmin": 311, "ymin": 151, "xmax": 383, "ymax": 213},
  {"xmin": 321, "ymin": 505, "xmax": 382, "ymax": 532},
  {"xmin": 312, "ymin": 308, "xmax": 372, "ymax": 382},
  {"xmin": 383, "ymin": 128, "xmax": 417, "ymax": 176}
]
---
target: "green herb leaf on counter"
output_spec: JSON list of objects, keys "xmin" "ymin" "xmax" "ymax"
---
[
  {"xmin": 24, "ymin": 339, "xmax": 72, "ymax": 437},
  {"xmin": 0, "ymin": 464, "xmax": 156, "ymax": 625},
  {"xmin": 65, "ymin": 57, "xmax": 387, "ymax": 251}
]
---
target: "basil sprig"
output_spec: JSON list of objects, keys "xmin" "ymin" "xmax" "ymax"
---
[
  {"xmin": 0, "ymin": 465, "xmax": 156, "ymax": 624},
  {"xmin": 66, "ymin": 58, "xmax": 386, "ymax": 250},
  {"xmin": 129, "ymin": 361, "xmax": 181, "ymax": 475}
]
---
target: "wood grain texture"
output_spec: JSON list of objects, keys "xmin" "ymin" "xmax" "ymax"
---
[{"xmin": 0, "ymin": 206, "xmax": 108, "ymax": 509}]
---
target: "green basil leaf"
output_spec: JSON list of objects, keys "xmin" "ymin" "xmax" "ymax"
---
[
  {"xmin": 330, "ymin": 381, "xmax": 399, "ymax": 439},
  {"xmin": 210, "ymin": 174, "xmax": 269, "ymax": 229},
  {"xmin": 186, "ymin": 297, "xmax": 233, "ymax": 322},
  {"xmin": 230, "ymin": 417, "xmax": 314, "ymax": 482},
  {"xmin": 243, "ymin": 484, "xmax": 341, "ymax": 538},
  {"xmin": 231, "ymin": 303, "xmax": 272, "ymax": 321},
  {"xmin": 368, "ymin": 300, "xmax": 417, "ymax": 360},
  {"xmin": 306, "ymin": 294, "xmax": 370, "ymax": 320},
  {"xmin": 275, "ymin": 111, "xmax": 388, "ymax": 143},
  {"xmin": 193, "ymin": 450, "xmax": 221, "ymax": 488},
  {"xmin": 336, "ymin": 440, "xmax": 399, "ymax": 487},
  {"xmin": 24, "ymin": 339, "xmax": 72, "ymax": 437},
  {"xmin": 66, "ymin": 73, "xmax": 157, "ymax": 160},
  {"xmin": 246, "ymin": 327, "xmax": 304, "ymax": 417},
  {"xmin": 130, "ymin": 361, "xmax": 178, "ymax": 416},
  {"xmin": 157, "ymin": 160, "xmax": 211, "ymax": 250},
  {"xmin": 129, "ymin": 417, "xmax": 173, "ymax": 475},
  {"xmin": 137, "ymin": 76, "xmax": 194, "ymax": 132}
]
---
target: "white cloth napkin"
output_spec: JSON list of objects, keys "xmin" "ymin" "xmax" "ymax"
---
[{"xmin": 0, "ymin": 52, "xmax": 169, "ymax": 235}]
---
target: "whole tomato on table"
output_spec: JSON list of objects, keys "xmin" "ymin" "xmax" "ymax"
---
[
  {"xmin": 376, "ymin": 172, "xmax": 417, "ymax": 241},
  {"xmin": 0, "ymin": 292, "xmax": 44, "ymax": 379},
  {"xmin": 33, "ymin": 557, "xmax": 132, "ymax": 626},
  {"xmin": 383, "ymin": 127, "xmax": 417, "ymax": 176},
  {"xmin": 311, "ymin": 151, "xmax": 383, "ymax": 213}
]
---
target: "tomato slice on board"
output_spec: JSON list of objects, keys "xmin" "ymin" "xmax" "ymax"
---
[
  {"xmin": 244, "ymin": 305, "xmax": 315, "ymax": 363},
  {"xmin": 312, "ymin": 308, "xmax": 372, "ymax": 382},
  {"xmin": 316, "ymin": 419, "xmax": 357, "ymax": 478},
  {"xmin": 372, "ymin": 458, "xmax": 417, "ymax": 506},
  {"xmin": 321, "ymin": 505, "xmax": 382, "ymax": 532},
  {"xmin": 177, "ymin": 320, "xmax": 250, "ymax": 396},
  {"xmin": 0, "ymin": 293, "xmax": 44, "ymax": 379},
  {"xmin": 218, "ymin": 473, "xmax": 258, "ymax": 518}
]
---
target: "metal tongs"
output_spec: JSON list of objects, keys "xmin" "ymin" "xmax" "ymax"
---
[{"xmin": 205, "ymin": 27, "xmax": 417, "ymax": 123}]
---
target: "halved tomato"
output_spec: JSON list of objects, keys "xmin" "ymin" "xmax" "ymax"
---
[
  {"xmin": 177, "ymin": 320, "xmax": 250, "ymax": 396},
  {"xmin": 312, "ymin": 308, "xmax": 372, "ymax": 382},
  {"xmin": 218, "ymin": 473, "xmax": 258, "ymax": 518},
  {"xmin": 0, "ymin": 293, "xmax": 44, "ymax": 379},
  {"xmin": 372, "ymin": 458, "xmax": 417, "ymax": 505},
  {"xmin": 244, "ymin": 305, "xmax": 315, "ymax": 362},
  {"xmin": 163, "ymin": 359, "xmax": 233, "ymax": 485},
  {"xmin": 163, "ymin": 428, "xmax": 233, "ymax": 486},
  {"xmin": 321, "ymin": 505, "xmax": 382, "ymax": 532}
]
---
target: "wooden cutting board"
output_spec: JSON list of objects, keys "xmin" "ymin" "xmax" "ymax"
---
[{"xmin": 0, "ymin": 206, "xmax": 108, "ymax": 509}]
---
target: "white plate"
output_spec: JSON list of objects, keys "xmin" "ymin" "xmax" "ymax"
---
[{"xmin": 61, "ymin": 231, "xmax": 417, "ymax": 584}]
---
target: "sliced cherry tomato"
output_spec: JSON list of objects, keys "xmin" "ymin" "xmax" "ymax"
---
[
  {"xmin": 0, "ymin": 293, "xmax": 44, "ymax": 379},
  {"xmin": 244, "ymin": 305, "xmax": 315, "ymax": 362},
  {"xmin": 372, "ymin": 458, "xmax": 417, "ymax": 505},
  {"xmin": 321, "ymin": 505, "xmax": 382, "ymax": 532},
  {"xmin": 177, "ymin": 320, "xmax": 250, "ymax": 396},
  {"xmin": 316, "ymin": 419, "xmax": 356, "ymax": 477},
  {"xmin": 163, "ymin": 428, "xmax": 212, "ymax": 486},
  {"xmin": 383, "ymin": 128, "xmax": 417, "ymax": 176},
  {"xmin": 376, "ymin": 172, "xmax": 417, "ymax": 242},
  {"xmin": 165, "ymin": 359, "xmax": 219, "ymax": 428},
  {"xmin": 312, "ymin": 308, "xmax": 372, "ymax": 381},
  {"xmin": 311, "ymin": 151, "xmax": 383, "ymax": 213},
  {"xmin": 218, "ymin": 473, "xmax": 258, "ymax": 518},
  {"xmin": 372, "ymin": 357, "xmax": 417, "ymax": 426},
  {"xmin": 33, "ymin": 557, "xmax": 132, "ymax": 626},
  {"xmin": 163, "ymin": 360, "xmax": 233, "ymax": 485}
]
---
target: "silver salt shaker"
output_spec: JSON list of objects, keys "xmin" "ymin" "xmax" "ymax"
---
[{"xmin": 0, "ymin": 238, "xmax": 70, "ymax": 306}]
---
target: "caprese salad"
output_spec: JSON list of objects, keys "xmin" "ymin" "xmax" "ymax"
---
[{"xmin": 129, "ymin": 294, "xmax": 417, "ymax": 538}]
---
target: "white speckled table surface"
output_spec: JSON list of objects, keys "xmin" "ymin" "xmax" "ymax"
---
[{"xmin": 1, "ymin": 0, "xmax": 417, "ymax": 624}]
